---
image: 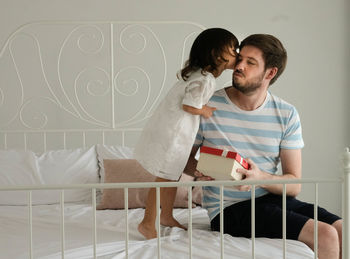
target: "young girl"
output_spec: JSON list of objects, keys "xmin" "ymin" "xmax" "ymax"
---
[{"xmin": 134, "ymin": 28, "xmax": 239, "ymax": 239}]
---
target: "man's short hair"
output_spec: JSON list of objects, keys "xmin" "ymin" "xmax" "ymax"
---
[{"xmin": 240, "ymin": 34, "xmax": 287, "ymax": 85}]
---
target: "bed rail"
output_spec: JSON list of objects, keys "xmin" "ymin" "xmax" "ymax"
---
[
  {"xmin": 0, "ymin": 129, "xmax": 142, "ymax": 152},
  {"xmin": 0, "ymin": 176, "xmax": 345, "ymax": 259}
]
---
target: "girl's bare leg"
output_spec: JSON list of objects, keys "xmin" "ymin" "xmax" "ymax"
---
[
  {"xmin": 138, "ymin": 186, "xmax": 157, "ymax": 239},
  {"xmin": 138, "ymin": 177, "xmax": 186, "ymax": 239},
  {"xmin": 159, "ymin": 182, "xmax": 187, "ymax": 230}
]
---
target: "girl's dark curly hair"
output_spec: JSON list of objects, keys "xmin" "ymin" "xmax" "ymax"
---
[{"xmin": 181, "ymin": 28, "xmax": 239, "ymax": 80}]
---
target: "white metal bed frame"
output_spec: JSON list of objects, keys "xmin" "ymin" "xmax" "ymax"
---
[
  {"xmin": 0, "ymin": 21, "xmax": 349, "ymax": 258},
  {"xmin": 0, "ymin": 151, "xmax": 349, "ymax": 259}
]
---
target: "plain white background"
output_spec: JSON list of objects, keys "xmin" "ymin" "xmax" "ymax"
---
[{"xmin": 0, "ymin": 0, "xmax": 349, "ymax": 216}]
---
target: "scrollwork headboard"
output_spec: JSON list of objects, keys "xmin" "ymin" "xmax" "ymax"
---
[{"xmin": 0, "ymin": 21, "xmax": 206, "ymax": 152}]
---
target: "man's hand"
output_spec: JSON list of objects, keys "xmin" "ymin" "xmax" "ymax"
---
[{"xmin": 235, "ymin": 158, "xmax": 264, "ymax": 191}]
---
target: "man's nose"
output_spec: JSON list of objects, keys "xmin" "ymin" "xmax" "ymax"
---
[{"xmin": 234, "ymin": 61, "xmax": 244, "ymax": 71}]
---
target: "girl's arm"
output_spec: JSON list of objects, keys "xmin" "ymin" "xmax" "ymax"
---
[
  {"xmin": 182, "ymin": 104, "xmax": 216, "ymax": 118},
  {"xmin": 183, "ymin": 146, "xmax": 214, "ymax": 180}
]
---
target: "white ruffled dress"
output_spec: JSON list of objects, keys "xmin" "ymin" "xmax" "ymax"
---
[{"xmin": 134, "ymin": 70, "xmax": 216, "ymax": 180}]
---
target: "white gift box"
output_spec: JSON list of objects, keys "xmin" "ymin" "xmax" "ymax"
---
[{"xmin": 196, "ymin": 146, "xmax": 249, "ymax": 180}]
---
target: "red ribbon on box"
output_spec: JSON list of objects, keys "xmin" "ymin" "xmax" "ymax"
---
[{"xmin": 200, "ymin": 146, "xmax": 250, "ymax": 169}]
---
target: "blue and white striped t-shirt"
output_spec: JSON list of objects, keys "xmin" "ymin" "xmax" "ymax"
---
[{"xmin": 194, "ymin": 88, "xmax": 304, "ymax": 220}]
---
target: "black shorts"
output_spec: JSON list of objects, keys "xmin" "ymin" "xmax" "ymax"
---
[{"xmin": 211, "ymin": 193, "xmax": 341, "ymax": 240}]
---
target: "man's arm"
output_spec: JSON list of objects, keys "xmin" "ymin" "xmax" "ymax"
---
[{"xmin": 236, "ymin": 148, "xmax": 302, "ymax": 197}]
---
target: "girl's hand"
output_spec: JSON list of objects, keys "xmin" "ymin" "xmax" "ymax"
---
[
  {"xmin": 201, "ymin": 105, "xmax": 217, "ymax": 118},
  {"xmin": 194, "ymin": 170, "xmax": 214, "ymax": 181}
]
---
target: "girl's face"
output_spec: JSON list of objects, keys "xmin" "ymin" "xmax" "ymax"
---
[
  {"xmin": 222, "ymin": 46, "xmax": 238, "ymax": 70},
  {"xmin": 215, "ymin": 46, "xmax": 237, "ymax": 77}
]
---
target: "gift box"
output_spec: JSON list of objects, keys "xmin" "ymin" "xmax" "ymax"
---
[{"xmin": 196, "ymin": 146, "xmax": 249, "ymax": 180}]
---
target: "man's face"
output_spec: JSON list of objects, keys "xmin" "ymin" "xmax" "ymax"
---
[{"xmin": 232, "ymin": 45, "xmax": 267, "ymax": 94}]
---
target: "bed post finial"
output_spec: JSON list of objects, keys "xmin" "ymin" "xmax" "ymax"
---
[
  {"xmin": 343, "ymin": 147, "xmax": 350, "ymax": 174},
  {"xmin": 343, "ymin": 147, "xmax": 350, "ymax": 259}
]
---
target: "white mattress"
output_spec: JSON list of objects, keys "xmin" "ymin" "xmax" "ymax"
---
[{"xmin": 0, "ymin": 204, "xmax": 314, "ymax": 259}]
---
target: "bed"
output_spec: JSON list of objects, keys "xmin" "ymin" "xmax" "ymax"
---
[{"xmin": 0, "ymin": 21, "xmax": 348, "ymax": 259}]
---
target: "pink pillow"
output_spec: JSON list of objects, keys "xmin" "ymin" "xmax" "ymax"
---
[{"xmin": 97, "ymin": 159, "xmax": 201, "ymax": 209}]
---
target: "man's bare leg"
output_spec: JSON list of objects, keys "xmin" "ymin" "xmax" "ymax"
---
[
  {"xmin": 332, "ymin": 219, "xmax": 342, "ymax": 259},
  {"xmin": 298, "ymin": 219, "xmax": 340, "ymax": 259}
]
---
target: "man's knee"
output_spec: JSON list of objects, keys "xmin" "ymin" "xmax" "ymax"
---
[
  {"xmin": 318, "ymin": 223, "xmax": 339, "ymax": 247},
  {"xmin": 299, "ymin": 220, "xmax": 339, "ymax": 249}
]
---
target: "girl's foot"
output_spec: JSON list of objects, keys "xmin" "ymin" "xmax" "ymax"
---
[
  {"xmin": 138, "ymin": 222, "xmax": 157, "ymax": 240},
  {"xmin": 160, "ymin": 217, "xmax": 187, "ymax": 230}
]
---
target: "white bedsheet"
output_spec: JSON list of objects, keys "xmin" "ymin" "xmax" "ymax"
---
[{"xmin": 0, "ymin": 204, "xmax": 314, "ymax": 259}]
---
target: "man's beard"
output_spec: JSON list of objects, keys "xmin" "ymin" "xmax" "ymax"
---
[{"xmin": 233, "ymin": 71, "xmax": 264, "ymax": 94}]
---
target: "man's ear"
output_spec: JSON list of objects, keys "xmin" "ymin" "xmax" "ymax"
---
[{"xmin": 265, "ymin": 67, "xmax": 278, "ymax": 80}]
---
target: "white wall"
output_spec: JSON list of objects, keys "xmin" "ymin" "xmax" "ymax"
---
[{"xmin": 1, "ymin": 0, "xmax": 349, "ymax": 215}]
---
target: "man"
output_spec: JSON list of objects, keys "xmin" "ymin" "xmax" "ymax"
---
[{"xmin": 184, "ymin": 34, "xmax": 342, "ymax": 259}]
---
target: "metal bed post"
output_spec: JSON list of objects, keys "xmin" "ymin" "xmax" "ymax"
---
[
  {"xmin": 92, "ymin": 188, "xmax": 97, "ymax": 258},
  {"xmin": 187, "ymin": 186, "xmax": 193, "ymax": 259},
  {"xmin": 43, "ymin": 132, "xmax": 47, "ymax": 153},
  {"xmin": 124, "ymin": 187, "xmax": 129, "ymax": 259},
  {"xmin": 28, "ymin": 190, "xmax": 33, "ymax": 259},
  {"xmin": 110, "ymin": 22, "xmax": 115, "ymax": 130},
  {"xmin": 282, "ymin": 184, "xmax": 286, "ymax": 259},
  {"xmin": 24, "ymin": 133, "xmax": 27, "ymax": 151},
  {"xmin": 60, "ymin": 190, "xmax": 65, "ymax": 259},
  {"xmin": 220, "ymin": 185, "xmax": 224, "ymax": 259},
  {"xmin": 63, "ymin": 132, "xmax": 66, "ymax": 149},
  {"xmin": 3, "ymin": 133, "xmax": 7, "ymax": 150},
  {"xmin": 156, "ymin": 187, "xmax": 161, "ymax": 259},
  {"xmin": 251, "ymin": 185, "xmax": 255, "ymax": 259},
  {"xmin": 343, "ymin": 147, "xmax": 350, "ymax": 259},
  {"xmin": 82, "ymin": 132, "xmax": 86, "ymax": 149},
  {"xmin": 313, "ymin": 183, "xmax": 318, "ymax": 259}
]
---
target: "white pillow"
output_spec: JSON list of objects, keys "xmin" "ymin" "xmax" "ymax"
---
[
  {"xmin": 0, "ymin": 150, "xmax": 41, "ymax": 205},
  {"xmin": 96, "ymin": 144, "xmax": 134, "ymax": 183},
  {"xmin": 0, "ymin": 147, "xmax": 99, "ymax": 205},
  {"xmin": 36, "ymin": 146, "xmax": 99, "ymax": 204}
]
